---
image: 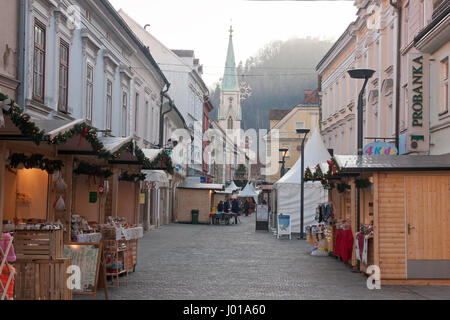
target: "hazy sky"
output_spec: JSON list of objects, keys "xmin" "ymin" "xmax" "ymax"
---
[{"xmin": 109, "ymin": 0, "xmax": 357, "ymax": 87}]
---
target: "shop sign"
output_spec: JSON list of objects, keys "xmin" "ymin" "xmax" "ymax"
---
[
  {"xmin": 277, "ymin": 214, "xmax": 291, "ymax": 238},
  {"xmin": 89, "ymin": 191, "xmax": 98, "ymax": 203},
  {"xmin": 363, "ymin": 142, "xmax": 398, "ymax": 156},
  {"xmin": 408, "ymin": 53, "xmax": 430, "ymax": 152}
]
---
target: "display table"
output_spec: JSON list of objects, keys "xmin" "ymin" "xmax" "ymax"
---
[{"xmin": 334, "ymin": 229, "xmax": 354, "ymax": 262}]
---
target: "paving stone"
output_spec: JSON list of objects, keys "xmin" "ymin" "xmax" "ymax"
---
[{"xmin": 76, "ymin": 215, "xmax": 450, "ymax": 300}]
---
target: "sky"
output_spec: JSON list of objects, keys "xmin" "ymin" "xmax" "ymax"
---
[{"xmin": 109, "ymin": 0, "xmax": 358, "ymax": 87}]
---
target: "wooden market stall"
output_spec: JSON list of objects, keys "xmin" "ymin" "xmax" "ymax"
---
[
  {"xmin": 0, "ymin": 98, "xmax": 73, "ymax": 300},
  {"xmin": 175, "ymin": 181, "xmax": 225, "ymax": 224},
  {"xmin": 330, "ymin": 155, "xmax": 450, "ymax": 285}
]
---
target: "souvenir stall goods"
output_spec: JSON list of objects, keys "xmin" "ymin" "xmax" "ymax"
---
[
  {"xmin": 70, "ymin": 214, "xmax": 101, "ymax": 242},
  {"xmin": 315, "ymin": 203, "xmax": 335, "ymax": 224},
  {"xmin": 333, "ymin": 219, "xmax": 353, "ymax": 263},
  {"xmin": 356, "ymin": 224, "xmax": 374, "ymax": 271},
  {"xmin": 0, "ymin": 234, "xmax": 15, "ymax": 300},
  {"xmin": 309, "ymin": 225, "xmax": 328, "ymax": 257}
]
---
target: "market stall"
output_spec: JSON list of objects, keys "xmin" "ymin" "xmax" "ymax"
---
[
  {"xmin": 175, "ymin": 180, "xmax": 225, "ymax": 224},
  {"xmin": 0, "ymin": 95, "xmax": 72, "ymax": 299},
  {"xmin": 313, "ymin": 154, "xmax": 450, "ymax": 285}
]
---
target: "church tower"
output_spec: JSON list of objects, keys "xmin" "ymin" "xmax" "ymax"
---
[{"xmin": 218, "ymin": 26, "xmax": 241, "ymax": 131}]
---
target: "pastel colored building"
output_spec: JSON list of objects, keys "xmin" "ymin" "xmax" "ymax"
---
[{"xmin": 265, "ymin": 90, "xmax": 320, "ymax": 183}]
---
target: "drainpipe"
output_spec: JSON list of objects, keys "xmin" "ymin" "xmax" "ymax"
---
[
  {"xmin": 17, "ymin": 0, "xmax": 28, "ymax": 107},
  {"xmin": 159, "ymin": 83, "xmax": 171, "ymax": 148},
  {"xmin": 390, "ymin": 0, "xmax": 402, "ymax": 151}
]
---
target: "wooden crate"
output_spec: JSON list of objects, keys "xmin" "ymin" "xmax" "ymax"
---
[
  {"xmin": 14, "ymin": 230, "xmax": 63, "ymax": 260},
  {"xmin": 14, "ymin": 258, "xmax": 72, "ymax": 300}
]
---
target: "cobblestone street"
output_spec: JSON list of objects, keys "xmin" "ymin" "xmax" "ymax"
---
[{"xmin": 90, "ymin": 216, "xmax": 450, "ymax": 300}]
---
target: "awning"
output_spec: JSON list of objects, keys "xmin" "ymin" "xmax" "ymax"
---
[
  {"xmin": 335, "ymin": 154, "xmax": 450, "ymax": 173},
  {"xmin": 178, "ymin": 181, "xmax": 224, "ymax": 190},
  {"xmin": 143, "ymin": 170, "xmax": 169, "ymax": 188}
]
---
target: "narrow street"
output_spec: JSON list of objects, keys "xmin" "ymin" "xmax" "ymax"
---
[{"xmin": 93, "ymin": 217, "xmax": 450, "ymax": 300}]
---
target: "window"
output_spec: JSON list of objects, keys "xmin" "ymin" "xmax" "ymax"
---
[
  {"xmin": 295, "ymin": 121, "xmax": 305, "ymax": 130},
  {"xmin": 121, "ymin": 92, "xmax": 127, "ymax": 137},
  {"xmin": 86, "ymin": 64, "xmax": 94, "ymax": 121},
  {"xmin": 228, "ymin": 117, "xmax": 233, "ymax": 130},
  {"xmin": 33, "ymin": 20, "xmax": 46, "ymax": 102},
  {"xmin": 145, "ymin": 101, "xmax": 149, "ymax": 140},
  {"xmin": 441, "ymin": 57, "xmax": 449, "ymax": 114},
  {"xmin": 106, "ymin": 80, "xmax": 113, "ymax": 131},
  {"xmin": 58, "ymin": 40, "xmax": 69, "ymax": 112},
  {"xmin": 135, "ymin": 93, "xmax": 140, "ymax": 135}
]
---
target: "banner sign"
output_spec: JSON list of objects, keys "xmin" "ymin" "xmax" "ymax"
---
[
  {"xmin": 277, "ymin": 214, "xmax": 291, "ymax": 239},
  {"xmin": 408, "ymin": 53, "xmax": 430, "ymax": 153},
  {"xmin": 363, "ymin": 142, "xmax": 398, "ymax": 156}
]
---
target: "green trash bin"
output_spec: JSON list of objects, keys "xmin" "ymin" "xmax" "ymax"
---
[{"xmin": 191, "ymin": 210, "xmax": 199, "ymax": 224}]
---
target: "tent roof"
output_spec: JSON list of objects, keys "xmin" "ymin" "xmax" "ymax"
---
[
  {"xmin": 238, "ymin": 183, "xmax": 258, "ymax": 198},
  {"xmin": 227, "ymin": 181, "xmax": 240, "ymax": 191},
  {"xmin": 274, "ymin": 129, "xmax": 331, "ymax": 186}
]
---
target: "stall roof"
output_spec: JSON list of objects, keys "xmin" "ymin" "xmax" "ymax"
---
[
  {"xmin": 40, "ymin": 119, "xmax": 84, "ymax": 139},
  {"xmin": 99, "ymin": 136, "xmax": 133, "ymax": 154},
  {"xmin": 335, "ymin": 155, "xmax": 450, "ymax": 172},
  {"xmin": 178, "ymin": 181, "xmax": 225, "ymax": 190},
  {"xmin": 143, "ymin": 170, "xmax": 169, "ymax": 188}
]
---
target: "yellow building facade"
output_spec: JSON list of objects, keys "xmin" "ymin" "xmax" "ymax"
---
[{"xmin": 265, "ymin": 91, "xmax": 320, "ymax": 183}]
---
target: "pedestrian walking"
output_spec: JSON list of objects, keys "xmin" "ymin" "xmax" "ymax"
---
[
  {"xmin": 244, "ymin": 200, "xmax": 250, "ymax": 217},
  {"xmin": 232, "ymin": 198, "xmax": 240, "ymax": 224}
]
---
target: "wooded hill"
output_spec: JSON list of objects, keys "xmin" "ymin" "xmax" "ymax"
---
[{"xmin": 209, "ymin": 37, "xmax": 333, "ymax": 131}]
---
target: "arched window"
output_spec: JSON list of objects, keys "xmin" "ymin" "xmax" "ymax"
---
[{"xmin": 228, "ymin": 117, "xmax": 233, "ymax": 130}]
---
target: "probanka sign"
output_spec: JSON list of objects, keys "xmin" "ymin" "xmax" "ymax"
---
[{"xmin": 408, "ymin": 54, "xmax": 430, "ymax": 153}]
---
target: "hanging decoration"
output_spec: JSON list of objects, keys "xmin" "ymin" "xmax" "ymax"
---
[
  {"xmin": 313, "ymin": 164, "xmax": 328, "ymax": 186},
  {"xmin": 119, "ymin": 171, "xmax": 146, "ymax": 183},
  {"xmin": 304, "ymin": 167, "xmax": 313, "ymax": 182},
  {"xmin": 8, "ymin": 153, "xmax": 64, "ymax": 174},
  {"xmin": 51, "ymin": 123, "xmax": 110, "ymax": 159},
  {"xmin": 144, "ymin": 149, "xmax": 174, "ymax": 175},
  {"xmin": 0, "ymin": 93, "xmax": 46, "ymax": 145},
  {"xmin": 337, "ymin": 182, "xmax": 351, "ymax": 193},
  {"xmin": 355, "ymin": 178, "xmax": 372, "ymax": 189},
  {"xmin": 73, "ymin": 161, "xmax": 113, "ymax": 179},
  {"xmin": 326, "ymin": 157, "xmax": 341, "ymax": 178},
  {"xmin": 323, "ymin": 182, "xmax": 335, "ymax": 191}
]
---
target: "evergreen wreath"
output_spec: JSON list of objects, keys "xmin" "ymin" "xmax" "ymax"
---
[
  {"xmin": 8, "ymin": 153, "xmax": 63, "ymax": 174},
  {"xmin": 0, "ymin": 93, "xmax": 46, "ymax": 145},
  {"xmin": 355, "ymin": 178, "xmax": 372, "ymax": 189},
  {"xmin": 73, "ymin": 161, "xmax": 113, "ymax": 179}
]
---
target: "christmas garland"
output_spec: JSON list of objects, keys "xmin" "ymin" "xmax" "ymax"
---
[
  {"xmin": 304, "ymin": 167, "xmax": 313, "ymax": 182},
  {"xmin": 355, "ymin": 178, "xmax": 372, "ymax": 189},
  {"xmin": 119, "ymin": 171, "xmax": 146, "ymax": 182},
  {"xmin": 144, "ymin": 149, "xmax": 174, "ymax": 175},
  {"xmin": 51, "ymin": 123, "xmax": 110, "ymax": 159},
  {"xmin": 323, "ymin": 182, "xmax": 335, "ymax": 191},
  {"xmin": 73, "ymin": 161, "xmax": 113, "ymax": 179},
  {"xmin": 8, "ymin": 153, "xmax": 63, "ymax": 174},
  {"xmin": 0, "ymin": 93, "xmax": 46, "ymax": 145},
  {"xmin": 326, "ymin": 157, "xmax": 341, "ymax": 178},
  {"xmin": 337, "ymin": 182, "xmax": 351, "ymax": 193},
  {"xmin": 313, "ymin": 164, "xmax": 328, "ymax": 186}
]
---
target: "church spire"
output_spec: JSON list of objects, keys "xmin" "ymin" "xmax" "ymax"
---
[{"xmin": 222, "ymin": 25, "xmax": 239, "ymax": 92}]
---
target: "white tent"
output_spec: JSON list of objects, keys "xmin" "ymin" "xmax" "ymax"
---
[
  {"xmin": 273, "ymin": 129, "xmax": 331, "ymax": 233},
  {"xmin": 238, "ymin": 183, "xmax": 259, "ymax": 203},
  {"xmin": 227, "ymin": 181, "xmax": 240, "ymax": 191}
]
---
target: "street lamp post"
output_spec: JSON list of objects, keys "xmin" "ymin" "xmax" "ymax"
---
[
  {"xmin": 348, "ymin": 69, "xmax": 375, "ymax": 270},
  {"xmin": 296, "ymin": 128, "xmax": 310, "ymax": 240},
  {"xmin": 279, "ymin": 148, "xmax": 289, "ymax": 178}
]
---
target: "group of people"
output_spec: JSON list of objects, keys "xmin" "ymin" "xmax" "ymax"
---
[{"xmin": 216, "ymin": 197, "xmax": 256, "ymax": 225}]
